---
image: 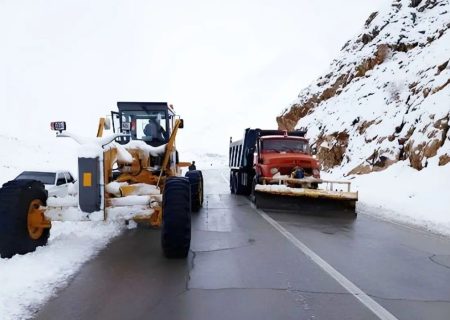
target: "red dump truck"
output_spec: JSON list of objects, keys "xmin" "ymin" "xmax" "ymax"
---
[{"xmin": 229, "ymin": 128, "xmax": 358, "ymax": 214}]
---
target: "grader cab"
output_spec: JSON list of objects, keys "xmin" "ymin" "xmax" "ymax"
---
[{"xmin": 0, "ymin": 102, "xmax": 203, "ymax": 259}]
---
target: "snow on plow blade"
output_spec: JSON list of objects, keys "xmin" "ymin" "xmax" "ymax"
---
[{"xmin": 254, "ymin": 178, "xmax": 358, "ymax": 215}]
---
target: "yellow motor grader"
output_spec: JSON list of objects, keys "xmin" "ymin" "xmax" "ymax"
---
[{"xmin": 0, "ymin": 102, "xmax": 203, "ymax": 259}]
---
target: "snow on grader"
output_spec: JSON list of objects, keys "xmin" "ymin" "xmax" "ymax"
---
[
  {"xmin": 0, "ymin": 102, "xmax": 203, "ymax": 259},
  {"xmin": 229, "ymin": 128, "xmax": 358, "ymax": 215}
]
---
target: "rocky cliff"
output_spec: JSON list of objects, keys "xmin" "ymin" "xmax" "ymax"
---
[{"xmin": 278, "ymin": 0, "xmax": 450, "ymax": 175}]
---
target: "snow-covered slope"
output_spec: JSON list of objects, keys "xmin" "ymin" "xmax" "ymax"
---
[
  {"xmin": 279, "ymin": 0, "xmax": 449, "ymax": 173},
  {"xmin": 278, "ymin": 0, "xmax": 450, "ymax": 234}
]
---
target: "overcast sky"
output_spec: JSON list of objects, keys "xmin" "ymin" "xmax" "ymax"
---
[{"xmin": 0, "ymin": 0, "xmax": 390, "ymax": 155}]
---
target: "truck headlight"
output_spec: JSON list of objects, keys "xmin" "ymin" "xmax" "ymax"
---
[{"xmin": 270, "ymin": 168, "xmax": 279, "ymax": 175}]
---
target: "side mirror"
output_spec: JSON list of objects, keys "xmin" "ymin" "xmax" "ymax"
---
[
  {"xmin": 179, "ymin": 119, "xmax": 184, "ymax": 129},
  {"xmin": 311, "ymin": 147, "xmax": 318, "ymax": 155}
]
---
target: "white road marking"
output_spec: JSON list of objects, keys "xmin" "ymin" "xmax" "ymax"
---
[{"xmin": 253, "ymin": 205, "xmax": 399, "ymax": 320}]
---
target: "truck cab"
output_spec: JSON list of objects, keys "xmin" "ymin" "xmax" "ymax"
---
[
  {"xmin": 229, "ymin": 128, "xmax": 319, "ymax": 195},
  {"xmin": 255, "ymin": 135, "xmax": 320, "ymax": 179}
]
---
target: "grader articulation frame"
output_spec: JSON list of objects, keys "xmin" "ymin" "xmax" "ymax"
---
[{"xmin": 0, "ymin": 102, "xmax": 203, "ymax": 259}]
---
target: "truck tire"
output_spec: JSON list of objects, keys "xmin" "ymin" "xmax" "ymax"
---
[
  {"xmin": 234, "ymin": 172, "xmax": 246, "ymax": 195},
  {"xmin": 250, "ymin": 176, "xmax": 257, "ymax": 204},
  {"xmin": 185, "ymin": 170, "xmax": 203, "ymax": 212},
  {"xmin": 230, "ymin": 172, "xmax": 236, "ymax": 194},
  {"xmin": 0, "ymin": 179, "xmax": 50, "ymax": 258},
  {"xmin": 161, "ymin": 177, "xmax": 191, "ymax": 258}
]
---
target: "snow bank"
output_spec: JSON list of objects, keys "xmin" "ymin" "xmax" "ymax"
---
[
  {"xmin": 0, "ymin": 221, "xmax": 124, "ymax": 320},
  {"xmin": 323, "ymin": 160, "xmax": 450, "ymax": 236}
]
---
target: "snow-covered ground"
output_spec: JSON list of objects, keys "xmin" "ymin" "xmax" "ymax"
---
[
  {"xmin": 0, "ymin": 133, "xmax": 228, "ymax": 320},
  {"xmin": 0, "ymin": 134, "xmax": 124, "ymax": 320},
  {"xmin": 322, "ymin": 159, "xmax": 450, "ymax": 237},
  {"xmin": 0, "ymin": 222, "xmax": 123, "ymax": 320}
]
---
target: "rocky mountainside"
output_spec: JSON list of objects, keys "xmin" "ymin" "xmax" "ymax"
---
[{"xmin": 278, "ymin": 0, "xmax": 450, "ymax": 175}]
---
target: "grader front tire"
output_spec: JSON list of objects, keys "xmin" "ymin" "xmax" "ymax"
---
[
  {"xmin": 161, "ymin": 177, "xmax": 191, "ymax": 258},
  {"xmin": 0, "ymin": 180, "xmax": 50, "ymax": 259}
]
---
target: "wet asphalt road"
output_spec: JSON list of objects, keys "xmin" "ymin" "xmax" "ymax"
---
[{"xmin": 35, "ymin": 169, "xmax": 450, "ymax": 320}]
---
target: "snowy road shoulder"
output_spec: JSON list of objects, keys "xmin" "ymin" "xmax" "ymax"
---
[
  {"xmin": 322, "ymin": 160, "xmax": 450, "ymax": 237},
  {"xmin": 0, "ymin": 221, "xmax": 124, "ymax": 320}
]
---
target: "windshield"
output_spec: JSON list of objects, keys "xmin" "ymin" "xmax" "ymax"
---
[
  {"xmin": 121, "ymin": 110, "xmax": 169, "ymax": 142},
  {"xmin": 261, "ymin": 138, "xmax": 309, "ymax": 153},
  {"xmin": 16, "ymin": 172, "xmax": 56, "ymax": 185}
]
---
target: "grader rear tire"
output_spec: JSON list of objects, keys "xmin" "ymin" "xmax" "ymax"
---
[
  {"xmin": 0, "ymin": 179, "xmax": 49, "ymax": 259},
  {"xmin": 161, "ymin": 177, "xmax": 191, "ymax": 258},
  {"xmin": 185, "ymin": 170, "xmax": 203, "ymax": 212}
]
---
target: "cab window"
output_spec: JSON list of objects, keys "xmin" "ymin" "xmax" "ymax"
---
[
  {"xmin": 261, "ymin": 139, "xmax": 310, "ymax": 153},
  {"xmin": 56, "ymin": 173, "xmax": 66, "ymax": 186},
  {"xmin": 64, "ymin": 172, "xmax": 74, "ymax": 183}
]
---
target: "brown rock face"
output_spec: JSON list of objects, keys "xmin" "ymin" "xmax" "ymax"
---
[
  {"xmin": 357, "ymin": 120, "xmax": 377, "ymax": 135},
  {"xmin": 277, "ymin": 96, "xmax": 319, "ymax": 131},
  {"xmin": 278, "ymin": 45, "xmax": 390, "ymax": 132},
  {"xmin": 347, "ymin": 164, "xmax": 372, "ymax": 175},
  {"xmin": 365, "ymin": 11, "xmax": 379, "ymax": 27},
  {"xmin": 439, "ymin": 154, "xmax": 450, "ymax": 166},
  {"xmin": 355, "ymin": 45, "xmax": 390, "ymax": 77},
  {"xmin": 315, "ymin": 132, "xmax": 350, "ymax": 170},
  {"xmin": 404, "ymin": 115, "xmax": 449, "ymax": 170}
]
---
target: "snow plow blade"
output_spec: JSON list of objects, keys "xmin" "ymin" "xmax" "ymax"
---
[{"xmin": 254, "ymin": 179, "xmax": 358, "ymax": 215}]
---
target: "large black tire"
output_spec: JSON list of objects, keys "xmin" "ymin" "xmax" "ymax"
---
[
  {"xmin": 230, "ymin": 172, "xmax": 236, "ymax": 194},
  {"xmin": 234, "ymin": 172, "xmax": 246, "ymax": 195},
  {"xmin": 185, "ymin": 170, "xmax": 203, "ymax": 212},
  {"xmin": 161, "ymin": 177, "xmax": 191, "ymax": 258},
  {"xmin": 0, "ymin": 179, "xmax": 49, "ymax": 259},
  {"xmin": 250, "ymin": 176, "xmax": 257, "ymax": 204}
]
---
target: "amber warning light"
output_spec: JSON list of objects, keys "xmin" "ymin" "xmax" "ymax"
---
[{"xmin": 51, "ymin": 121, "xmax": 67, "ymax": 132}]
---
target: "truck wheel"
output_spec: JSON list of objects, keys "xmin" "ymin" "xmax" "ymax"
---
[
  {"xmin": 161, "ymin": 177, "xmax": 191, "ymax": 258},
  {"xmin": 230, "ymin": 172, "xmax": 234, "ymax": 194},
  {"xmin": 185, "ymin": 170, "xmax": 203, "ymax": 212},
  {"xmin": 234, "ymin": 172, "xmax": 246, "ymax": 195},
  {"xmin": 0, "ymin": 180, "xmax": 50, "ymax": 258},
  {"xmin": 230, "ymin": 172, "xmax": 236, "ymax": 194},
  {"xmin": 250, "ymin": 177, "xmax": 257, "ymax": 204}
]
